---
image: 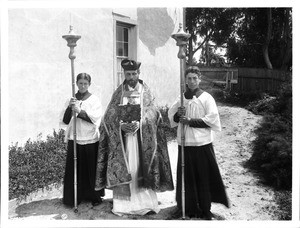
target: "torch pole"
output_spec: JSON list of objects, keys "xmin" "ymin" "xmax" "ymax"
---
[
  {"xmin": 70, "ymin": 51, "xmax": 78, "ymax": 214},
  {"xmin": 171, "ymin": 9, "xmax": 191, "ymax": 219},
  {"xmin": 180, "ymin": 8, "xmax": 186, "ymax": 220},
  {"xmin": 62, "ymin": 25, "xmax": 81, "ymax": 213},
  {"xmin": 180, "ymin": 57, "xmax": 186, "ymax": 219}
]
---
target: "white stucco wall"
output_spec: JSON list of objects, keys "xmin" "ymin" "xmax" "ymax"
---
[
  {"xmin": 8, "ymin": 8, "xmax": 182, "ymax": 144},
  {"xmin": 137, "ymin": 8, "xmax": 181, "ymax": 106}
]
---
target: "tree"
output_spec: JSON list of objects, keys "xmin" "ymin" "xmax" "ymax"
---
[
  {"xmin": 262, "ymin": 8, "xmax": 273, "ymax": 69},
  {"xmin": 272, "ymin": 8, "xmax": 292, "ymax": 71},
  {"xmin": 186, "ymin": 8, "xmax": 292, "ymax": 71},
  {"xmin": 226, "ymin": 8, "xmax": 292, "ymax": 70},
  {"xmin": 185, "ymin": 8, "xmax": 239, "ymax": 66}
]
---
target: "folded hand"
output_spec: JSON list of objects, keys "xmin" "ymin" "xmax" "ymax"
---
[
  {"xmin": 177, "ymin": 106, "xmax": 186, "ymax": 116},
  {"xmin": 179, "ymin": 116, "xmax": 190, "ymax": 125},
  {"xmin": 69, "ymin": 97, "xmax": 81, "ymax": 113},
  {"xmin": 121, "ymin": 121, "xmax": 140, "ymax": 134}
]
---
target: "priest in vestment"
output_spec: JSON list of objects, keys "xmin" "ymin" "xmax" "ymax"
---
[{"xmin": 95, "ymin": 59, "xmax": 174, "ymax": 216}]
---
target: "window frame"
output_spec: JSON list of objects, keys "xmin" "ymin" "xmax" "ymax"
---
[{"xmin": 113, "ymin": 14, "xmax": 138, "ymax": 89}]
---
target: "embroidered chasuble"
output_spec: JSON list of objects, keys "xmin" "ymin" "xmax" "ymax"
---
[{"xmin": 95, "ymin": 80, "xmax": 174, "ymax": 210}]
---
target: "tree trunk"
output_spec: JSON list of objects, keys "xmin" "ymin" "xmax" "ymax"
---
[
  {"xmin": 188, "ymin": 38, "xmax": 194, "ymax": 66},
  {"xmin": 262, "ymin": 46, "xmax": 273, "ymax": 69},
  {"xmin": 262, "ymin": 8, "xmax": 273, "ymax": 69},
  {"xmin": 206, "ymin": 41, "xmax": 210, "ymax": 67},
  {"xmin": 281, "ymin": 8, "xmax": 292, "ymax": 71}
]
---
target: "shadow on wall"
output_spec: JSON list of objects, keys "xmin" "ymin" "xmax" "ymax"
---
[{"xmin": 137, "ymin": 8, "xmax": 175, "ymax": 55}]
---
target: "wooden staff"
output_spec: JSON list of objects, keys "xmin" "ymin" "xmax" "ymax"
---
[
  {"xmin": 171, "ymin": 9, "xmax": 191, "ymax": 219},
  {"xmin": 179, "ymin": 50, "xmax": 186, "ymax": 220},
  {"xmin": 62, "ymin": 25, "xmax": 81, "ymax": 213}
]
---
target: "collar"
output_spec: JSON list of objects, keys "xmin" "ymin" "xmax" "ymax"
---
[
  {"xmin": 124, "ymin": 79, "xmax": 143, "ymax": 92},
  {"xmin": 123, "ymin": 79, "xmax": 144, "ymax": 88},
  {"xmin": 75, "ymin": 90, "xmax": 91, "ymax": 101},
  {"xmin": 184, "ymin": 87, "xmax": 203, "ymax": 99}
]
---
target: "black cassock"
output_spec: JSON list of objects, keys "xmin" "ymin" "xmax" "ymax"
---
[
  {"xmin": 176, "ymin": 144, "xmax": 229, "ymax": 218},
  {"xmin": 62, "ymin": 91, "xmax": 104, "ymax": 207},
  {"xmin": 172, "ymin": 88, "xmax": 229, "ymax": 218},
  {"xmin": 63, "ymin": 140, "xmax": 104, "ymax": 206}
]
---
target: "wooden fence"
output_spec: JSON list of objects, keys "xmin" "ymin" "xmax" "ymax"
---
[
  {"xmin": 199, "ymin": 67, "xmax": 291, "ymax": 94},
  {"xmin": 199, "ymin": 67, "xmax": 238, "ymax": 90},
  {"xmin": 234, "ymin": 68, "xmax": 291, "ymax": 93}
]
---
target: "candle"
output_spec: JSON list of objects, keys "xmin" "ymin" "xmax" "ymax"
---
[{"xmin": 70, "ymin": 13, "xmax": 73, "ymax": 26}]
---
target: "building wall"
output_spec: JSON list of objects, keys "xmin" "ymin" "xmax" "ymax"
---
[
  {"xmin": 8, "ymin": 8, "xmax": 182, "ymax": 144},
  {"xmin": 136, "ymin": 8, "xmax": 181, "ymax": 106}
]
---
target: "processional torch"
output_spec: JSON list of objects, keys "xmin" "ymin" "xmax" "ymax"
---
[
  {"xmin": 171, "ymin": 21, "xmax": 191, "ymax": 219},
  {"xmin": 62, "ymin": 25, "xmax": 81, "ymax": 213}
]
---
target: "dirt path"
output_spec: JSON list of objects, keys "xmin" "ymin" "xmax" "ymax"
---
[{"xmin": 8, "ymin": 103, "xmax": 280, "ymax": 221}]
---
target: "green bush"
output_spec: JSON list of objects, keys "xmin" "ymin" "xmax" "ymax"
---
[
  {"xmin": 205, "ymin": 88, "xmax": 226, "ymax": 100},
  {"xmin": 247, "ymin": 114, "xmax": 292, "ymax": 189},
  {"xmin": 247, "ymin": 96, "xmax": 278, "ymax": 114},
  {"xmin": 246, "ymin": 80, "xmax": 292, "ymax": 190},
  {"xmin": 9, "ymin": 129, "xmax": 67, "ymax": 200},
  {"xmin": 247, "ymin": 79, "xmax": 292, "ymax": 118},
  {"xmin": 159, "ymin": 105, "xmax": 177, "ymax": 142},
  {"xmin": 243, "ymin": 80, "xmax": 292, "ymax": 220},
  {"xmin": 274, "ymin": 190, "xmax": 292, "ymax": 220},
  {"xmin": 203, "ymin": 86, "xmax": 262, "ymax": 107}
]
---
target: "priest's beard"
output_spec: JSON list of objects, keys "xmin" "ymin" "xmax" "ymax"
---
[{"xmin": 127, "ymin": 79, "xmax": 138, "ymax": 88}]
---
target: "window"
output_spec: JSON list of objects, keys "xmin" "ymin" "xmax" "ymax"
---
[
  {"xmin": 113, "ymin": 14, "xmax": 137, "ymax": 89},
  {"xmin": 116, "ymin": 25, "xmax": 129, "ymax": 58},
  {"xmin": 116, "ymin": 25, "xmax": 129, "ymax": 87}
]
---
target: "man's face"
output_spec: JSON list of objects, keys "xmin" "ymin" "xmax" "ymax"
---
[
  {"xmin": 186, "ymin": 73, "xmax": 201, "ymax": 90},
  {"xmin": 124, "ymin": 70, "xmax": 139, "ymax": 88}
]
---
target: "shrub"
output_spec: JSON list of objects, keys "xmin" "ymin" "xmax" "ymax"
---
[
  {"xmin": 247, "ymin": 96, "xmax": 278, "ymax": 115},
  {"xmin": 9, "ymin": 129, "xmax": 67, "ymax": 200},
  {"xmin": 274, "ymin": 190, "xmax": 292, "ymax": 220},
  {"xmin": 249, "ymin": 119, "xmax": 292, "ymax": 189},
  {"xmin": 274, "ymin": 80, "xmax": 292, "ymax": 120},
  {"xmin": 246, "ymin": 80, "xmax": 292, "ymax": 190},
  {"xmin": 159, "ymin": 105, "xmax": 177, "ymax": 142},
  {"xmin": 243, "ymin": 80, "xmax": 292, "ymax": 219},
  {"xmin": 247, "ymin": 79, "xmax": 292, "ymax": 118},
  {"xmin": 205, "ymin": 87, "xmax": 262, "ymax": 107}
]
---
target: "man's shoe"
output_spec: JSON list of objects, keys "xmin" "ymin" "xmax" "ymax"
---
[
  {"xmin": 202, "ymin": 211, "xmax": 212, "ymax": 220},
  {"xmin": 171, "ymin": 209, "xmax": 183, "ymax": 219},
  {"xmin": 92, "ymin": 198, "xmax": 102, "ymax": 206}
]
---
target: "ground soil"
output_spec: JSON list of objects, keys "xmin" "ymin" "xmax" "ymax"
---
[{"xmin": 8, "ymin": 103, "xmax": 281, "ymax": 222}]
